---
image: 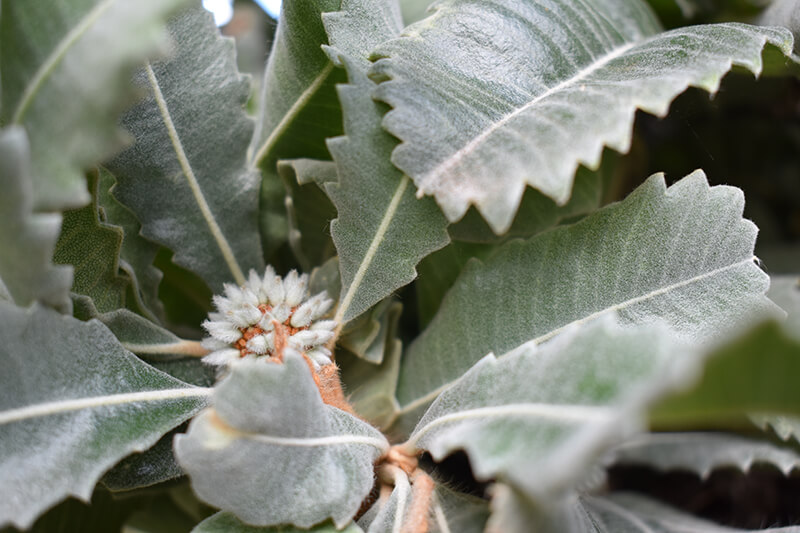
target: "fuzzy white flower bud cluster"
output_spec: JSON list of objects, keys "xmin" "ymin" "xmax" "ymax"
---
[{"xmin": 201, "ymin": 266, "xmax": 336, "ymax": 369}]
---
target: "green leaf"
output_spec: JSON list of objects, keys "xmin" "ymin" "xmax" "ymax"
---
[
  {"xmin": 0, "ymin": 127, "xmax": 72, "ymax": 312},
  {"xmin": 447, "ymin": 164, "xmax": 607, "ymax": 244},
  {"xmin": 0, "ymin": 302, "xmax": 210, "ymax": 529},
  {"xmin": 326, "ymin": 58, "xmax": 449, "ymax": 325},
  {"xmin": 339, "ymin": 301, "xmax": 403, "ymax": 428},
  {"xmin": 429, "ymin": 485, "xmax": 490, "ymax": 533},
  {"xmin": 768, "ymin": 275, "xmax": 800, "ymax": 336},
  {"xmin": 73, "ymin": 294, "xmax": 207, "ymax": 361},
  {"xmin": 340, "ymin": 298, "xmax": 401, "ymax": 364},
  {"xmin": 580, "ymin": 492, "xmax": 800, "ymax": 532},
  {"xmin": 316, "ymin": 0, "xmax": 450, "ymax": 325},
  {"xmin": 323, "ymin": 0, "xmax": 405, "ymax": 69},
  {"xmin": 610, "ymin": 432, "xmax": 800, "ymax": 478},
  {"xmin": 415, "ymin": 241, "xmax": 494, "ymax": 330},
  {"xmin": 395, "ymin": 172, "xmax": 775, "ymax": 428},
  {"xmin": 277, "ymin": 159, "xmax": 338, "ymax": 271},
  {"xmin": 0, "ymin": 0, "xmax": 188, "ymax": 211},
  {"xmin": 54, "ymin": 175, "xmax": 129, "ymax": 314},
  {"xmin": 97, "ymin": 168, "xmax": 164, "ymax": 321},
  {"xmin": 404, "ymin": 316, "xmax": 690, "ymax": 501},
  {"xmin": 106, "ymin": 5, "xmax": 263, "ymax": 292},
  {"xmin": 370, "ymin": 0, "xmax": 794, "ymax": 232},
  {"xmin": 759, "ymin": 0, "xmax": 800, "ymax": 54},
  {"xmin": 250, "ymin": 0, "xmax": 346, "ymax": 257},
  {"xmin": 193, "ymin": 512, "xmax": 364, "ymax": 533},
  {"xmin": 174, "ymin": 354, "xmax": 389, "ymax": 529},
  {"xmin": 101, "ymin": 427, "xmax": 186, "ymax": 492},
  {"xmin": 651, "ymin": 320, "xmax": 800, "ymax": 426}
]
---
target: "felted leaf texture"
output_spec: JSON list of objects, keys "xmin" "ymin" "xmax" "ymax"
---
[
  {"xmin": 395, "ymin": 171, "xmax": 775, "ymax": 428},
  {"xmin": 0, "ymin": 302, "xmax": 209, "ymax": 529},
  {"xmin": 0, "ymin": 127, "xmax": 72, "ymax": 312},
  {"xmin": 0, "ymin": 0, "xmax": 189, "ymax": 211},
  {"xmin": 194, "ymin": 513, "xmax": 363, "ymax": 532},
  {"xmin": 404, "ymin": 316, "xmax": 691, "ymax": 502},
  {"xmin": 610, "ymin": 432, "xmax": 800, "ymax": 478},
  {"xmin": 54, "ymin": 174, "xmax": 129, "ymax": 314},
  {"xmin": 106, "ymin": 4, "xmax": 263, "ymax": 292},
  {"xmin": 174, "ymin": 354, "xmax": 389, "ymax": 529},
  {"xmin": 369, "ymin": 0, "xmax": 794, "ymax": 232},
  {"xmin": 323, "ymin": 0, "xmax": 450, "ymax": 325},
  {"xmin": 250, "ymin": 0, "xmax": 346, "ymax": 257},
  {"xmin": 580, "ymin": 492, "xmax": 800, "ymax": 533}
]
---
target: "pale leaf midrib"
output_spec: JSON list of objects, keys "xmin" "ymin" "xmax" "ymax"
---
[
  {"xmin": 399, "ymin": 257, "xmax": 755, "ymax": 413},
  {"xmin": 405, "ymin": 403, "xmax": 615, "ymax": 451},
  {"xmin": 12, "ymin": 0, "xmax": 116, "ymax": 124},
  {"xmin": 239, "ymin": 431, "xmax": 390, "ymax": 453},
  {"xmin": 251, "ymin": 61, "xmax": 335, "ymax": 167},
  {"xmin": 145, "ymin": 64, "xmax": 246, "ymax": 286},
  {"xmin": 122, "ymin": 339, "xmax": 208, "ymax": 357},
  {"xmin": 333, "ymin": 175, "xmax": 411, "ymax": 328},
  {"xmin": 419, "ymin": 41, "xmax": 637, "ymax": 188},
  {"xmin": 0, "ymin": 387, "xmax": 211, "ymax": 426}
]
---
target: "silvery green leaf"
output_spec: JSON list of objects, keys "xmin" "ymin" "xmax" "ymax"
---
[
  {"xmin": 102, "ymin": 427, "xmax": 186, "ymax": 492},
  {"xmin": 73, "ymin": 294, "xmax": 207, "ymax": 361},
  {"xmin": 760, "ymin": 0, "xmax": 800, "ymax": 54},
  {"xmin": 768, "ymin": 275, "xmax": 800, "ymax": 336},
  {"xmin": 194, "ymin": 512, "xmax": 364, "ymax": 533},
  {"xmin": 97, "ymin": 168, "xmax": 164, "ymax": 321},
  {"xmin": 399, "ymin": 0, "xmax": 435, "ymax": 24},
  {"xmin": 340, "ymin": 298, "xmax": 401, "ymax": 364},
  {"xmin": 447, "ymin": 164, "xmax": 607, "ymax": 244},
  {"xmin": 395, "ymin": 171, "xmax": 775, "ymax": 428},
  {"xmin": 651, "ymin": 320, "xmax": 800, "ymax": 426},
  {"xmin": 358, "ymin": 467, "xmax": 411, "ymax": 533},
  {"xmin": 370, "ymin": 0, "xmax": 794, "ymax": 232},
  {"xmin": 54, "ymin": 175, "xmax": 129, "ymax": 314},
  {"xmin": 415, "ymin": 242, "xmax": 494, "ymax": 331},
  {"xmin": 317, "ymin": 0, "xmax": 450, "ymax": 325},
  {"xmin": 0, "ymin": 302, "xmax": 210, "ymax": 529},
  {"xmin": 174, "ymin": 354, "xmax": 389, "ymax": 529},
  {"xmin": 358, "ymin": 472, "xmax": 480, "ymax": 533},
  {"xmin": 277, "ymin": 159, "xmax": 338, "ymax": 271},
  {"xmin": 429, "ymin": 485, "xmax": 490, "ymax": 533},
  {"xmin": 0, "ymin": 127, "xmax": 72, "ymax": 313},
  {"xmin": 326, "ymin": 59, "xmax": 449, "ymax": 325},
  {"xmin": 106, "ymin": 5, "xmax": 263, "ymax": 292},
  {"xmin": 488, "ymin": 485, "xmax": 594, "ymax": 533},
  {"xmin": 250, "ymin": 0, "xmax": 345, "ymax": 257},
  {"xmin": 340, "ymin": 301, "xmax": 403, "ymax": 428},
  {"xmin": 323, "ymin": 0, "xmax": 405, "ymax": 70},
  {"xmin": 310, "ymin": 256, "xmax": 343, "ymax": 302},
  {"xmin": 405, "ymin": 316, "xmax": 690, "ymax": 502},
  {"xmin": 752, "ymin": 277, "xmax": 800, "ymax": 442},
  {"xmin": 580, "ymin": 492, "xmax": 800, "ymax": 532},
  {"xmin": 0, "ymin": 0, "xmax": 188, "ymax": 211},
  {"xmin": 609, "ymin": 432, "xmax": 800, "ymax": 478},
  {"xmin": 250, "ymin": 0, "xmax": 344, "ymax": 167}
]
